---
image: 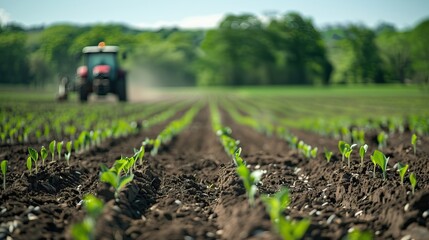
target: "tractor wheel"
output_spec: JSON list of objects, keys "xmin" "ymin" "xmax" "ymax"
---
[
  {"xmin": 79, "ymin": 83, "xmax": 89, "ymax": 102},
  {"xmin": 117, "ymin": 78, "xmax": 127, "ymax": 102}
]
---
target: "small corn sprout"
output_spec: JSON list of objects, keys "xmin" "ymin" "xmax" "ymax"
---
[
  {"xmin": 236, "ymin": 162, "xmax": 263, "ymax": 206},
  {"xmin": 371, "ymin": 150, "xmax": 390, "ymax": 180},
  {"xmin": 28, "ymin": 147, "xmax": 39, "ymax": 174},
  {"xmin": 57, "ymin": 141, "xmax": 63, "ymax": 161},
  {"xmin": 26, "ymin": 156, "xmax": 32, "ymax": 175},
  {"xmin": 359, "ymin": 144, "xmax": 368, "ymax": 167},
  {"xmin": 324, "ymin": 148, "xmax": 333, "ymax": 162},
  {"xmin": 409, "ymin": 172, "xmax": 416, "ymax": 194},
  {"xmin": 338, "ymin": 141, "xmax": 347, "ymax": 162},
  {"xmin": 310, "ymin": 147, "xmax": 318, "ymax": 159},
  {"xmin": 411, "ymin": 134, "xmax": 417, "ymax": 155},
  {"xmin": 262, "ymin": 187, "xmax": 310, "ymax": 240},
  {"xmin": 396, "ymin": 163, "xmax": 408, "ymax": 186},
  {"xmin": 377, "ymin": 131, "xmax": 387, "ymax": 149},
  {"xmin": 233, "ymin": 147, "xmax": 245, "ymax": 167},
  {"xmin": 71, "ymin": 194, "xmax": 104, "ymax": 240},
  {"xmin": 65, "ymin": 141, "xmax": 72, "ymax": 166},
  {"xmin": 1, "ymin": 160, "xmax": 7, "ymax": 190},
  {"xmin": 40, "ymin": 146, "xmax": 48, "ymax": 166},
  {"xmin": 49, "ymin": 140, "xmax": 56, "ymax": 162},
  {"xmin": 345, "ymin": 144, "xmax": 357, "ymax": 168},
  {"xmin": 100, "ymin": 160, "xmax": 134, "ymax": 201},
  {"xmin": 344, "ymin": 229, "xmax": 373, "ymax": 240},
  {"xmin": 134, "ymin": 145, "xmax": 145, "ymax": 166}
]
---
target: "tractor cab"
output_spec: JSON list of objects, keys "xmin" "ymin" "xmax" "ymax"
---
[{"xmin": 61, "ymin": 42, "xmax": 127, "ymax": 102}]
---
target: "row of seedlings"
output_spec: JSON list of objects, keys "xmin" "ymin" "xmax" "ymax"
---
[{"xmin": 210, "ymin": 102, "xmax": 311, "ymax": 240}]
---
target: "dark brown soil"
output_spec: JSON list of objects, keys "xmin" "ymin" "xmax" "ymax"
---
[{"xmin": 1, "ymin": 105, "xmax": 428, "ymax": 240}]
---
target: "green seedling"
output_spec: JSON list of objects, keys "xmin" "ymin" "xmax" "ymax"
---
[
  {"xmin": 409, "ymin": 172, "xmax": 416, "ymax": 194},
  {"xmin": 338, "ymin": 141, "xmax": 347, "ymax": 162},
  {"xmin": 359, "ymin": 144, "xmax": 368, "ymax": 167},
  {"xmin": 345, "ymin": 144, "xmax": 357, "ymax": 168},
  {"xmin": 352, "ymin": 129, "xmax": 365, "ymax": 145},
  {"xmin": 341, "ymin": 127, "xmax": 351, "ymax": 143},
  {"xmin": 26, "ymin": 156, "xmax": 32, "ymax": 175},
  {"xmin": 40, "ymin": 146, "xmax": 48, "ymax": 166},
  {"xmin": 371, "ymin": 150, "xmax": 390, "ymax": 180},
  {"xmin": 411, "ymin": 134, "xmax": 417, "ymax": 155},
  {"xmin": 150, "ymin": 138, "xmax": 161, "ymax": 156},
  {"xmin": 28, "ymin": 147, "xmax": 39, "ymax": 174},
  {"xmin": 262, "ymin": 187, "xmax": 310, "ymax": 240},
  {"xmin": 377, "ymin": 131, "xmax": 387, "ymax": 149},
  {"xmin": 123, "ymin": 156, "xmax": 136, "ymax": 174},
  {"xmin": 233, "ymin": 147, "xmax": 245, "ymax": 167},
  {"xmin": 57, "ymin": 141, "xmax": 63, "ymax": 161},
  {"xmin": 49, "ymin": 140, "xmax": 56, "ymax": 162},
  {"xmin": 343, "ymin": 229, "xmax": 373, "ymax": 240},
  {"xmin": 134, "ymin": 145, "xmax": 145, "ymax": 166},
  {"xmin": 73, "ymin": 140, "xmax": 80, "ymax": 154},
  {"xmin": 100, "ymin": 162, "xmax": 134, "ymax": 200},
  {"xmin": 236, "ymin": 163, "xmax": 263, "ymax": 206},
  {"xmin": 65, "ymin": 141, "xmax": 72, "ymax": 166},
  {"xmin": 324, "ymin": 148, "xmax": 333, "ymax": 162},
  {"xmin": 287, "ymin": 136, "xmax": 298, "ymax": 149},
  {"xmin": 397, "ymin": 163, "xmax": 408, "ymax": 186},
  {"xmin": 310, "ymin": 147, "xmax": 318, "ymax": 159},
  {"xmin": 71, "ymin": 194, "xmax": 104, "ymax": 240},
  {"xmin": 1, "ymin": 160, "xmax": 7, "ymax": 190}
]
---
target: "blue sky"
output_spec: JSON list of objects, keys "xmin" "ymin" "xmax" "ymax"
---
[{"xmin": 1, "ymin": 0, "xmax": 428, "ymax": 29}]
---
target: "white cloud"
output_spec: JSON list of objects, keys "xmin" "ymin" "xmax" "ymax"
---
[
  {"xmin": 0, "ymin": 8, "xmax": 11, "ymax": 26},
  {"xmin": 135, "ymin": 13, "xmax": 225, "ymax": 29}
]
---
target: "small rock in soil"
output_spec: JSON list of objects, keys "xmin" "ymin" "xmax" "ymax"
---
[
  {"xmin": 404, "ymin": 203, "xmax": 410, "ymax": 211},
  {"xmin": 28, "ymin": 213, "xmax": 38, "ymax": 221},
  {"xmin": 400, "ymin": 235, "xmax": 412, "ymax": 240},
  {"xmin": 422, "ymin": 210, "xmax": 429, "ymax": 218},
  {"xmin": 327, "ymin": 214, "xmax": 336, "ymax": 224}
]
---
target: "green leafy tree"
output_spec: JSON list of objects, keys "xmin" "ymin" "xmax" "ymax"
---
[
  {"xmin": 37, "ymin": 24, "xmax": 83, "ymax": 78},
  {"xmin": 268, "ymin": 12, "xmax": 332, "ymax": 85},
  {"xmin": 343, "ymin": 24, "xmax": 384, "ymax": 83},
  {"xmin": 198, "ymin": 14, "xmax": 276, "ymax": 86},
  {"xmin": 409, "ymin": 19, "xmax": 429, "ymax": 86},
  {"xmin": 0, "ymin": 31, "xmax": 30, "ymax": 84},
  {"xmin": 376, "ymin": 28, "xmax": 412, "ymax": 83}
]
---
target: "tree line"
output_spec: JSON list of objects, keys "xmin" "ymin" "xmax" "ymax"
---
[{"xmin": 0, "ymin": 12, "xmax": 428, "ymax": 87}]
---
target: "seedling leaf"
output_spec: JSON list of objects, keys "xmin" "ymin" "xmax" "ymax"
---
[
  {"xmin": 41, "ymin": 146, "xmax": 48, "ymax": 166},
  {"xmin": 100, "ymin": 171, "xmax": 118, "ymax": 189},
  {"xmin": 27, "ymin": 156, "xmax": 32, "ymax": 174},
  {"xmin": 359, "ymin": 144, "xmax": 368, "ymax": 167},
  {"xmin": 324, "ymin": 148, "xmax": 333, "ymax": 162},
  {"xmin": 397, "ymin": 163, "xmax": 408, "ymax": 186},
  {"xmin": 371, "ymin": 150, "xmax": 389, "ymax": 180},
  {"xmin": 1, "ymin": 160, "xmax": 7, "ymax": 176},
  {"xmin": 83, "ymin": 194, "xmax": 104, "ymax": 218},
  {"xmin": 344, "ymin": 229, "xmax": 373, "ymax": 240},
  {"xmin": 28, "ymin": 147, "xmax": 38, "ymax": 162},
  {"xmin": 49, "ymin": 140, "xmax": 56, "ymax": 162},
  {"xmin": 411, "ymin": 134, "xmax": 417, "ymax": 155},
  {"xmin": 338, "ymin": 141, "xmax": 347, "ymax": 162},
  {"xmin": 118, "ymin": 174, "xmax": 134, "ymax": 192},
  {"xmin": 1, "ymin": 160, "xmax": 7, "ymax": 190},
  {"xmin": 66, "ymin": 141, "xmax": 72, "ymax": 153},
  {"xmin": 409, "ymin": 172, "xmax": 417, "ymax": 194},
  {"xmin": 57, "ymin": 141, "xmax": 63, "ymax": 161}
]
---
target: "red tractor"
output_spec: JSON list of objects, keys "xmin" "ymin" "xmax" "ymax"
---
[{"xmin": 58, "ymin": 42, "xmax": 127, "ymax": 102}]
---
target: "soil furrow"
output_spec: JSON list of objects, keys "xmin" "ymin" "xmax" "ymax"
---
[{"xmin": 0, "ymin": 107, "xmax": 188, "ymax": 240}]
